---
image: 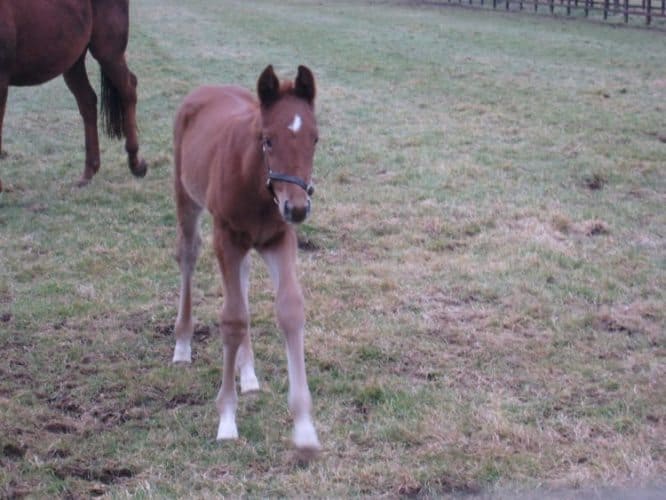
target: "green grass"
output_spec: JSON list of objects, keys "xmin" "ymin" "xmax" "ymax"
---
[{"xmin": 1, "ymin": 0, "xmax": 665, "ymax": 497}]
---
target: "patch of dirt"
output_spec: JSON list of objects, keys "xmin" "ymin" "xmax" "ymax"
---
[
  {"xmin": 298, "ymin": 236, "xmax": 320, "ymax": 252},
  {"xmin": 123, "ymin": 311, "xmax": 152, "ymax": 334},
  {"xmin": 166, "ymin": 392, "xmax": 209, "ymax": 409},
  {"xmin": 54, "ymin": 463, "xmax": 136, "ymax": 485},
  {"xmin": 434, "ymin": 475, "xmax": 482, "ymax": 496},
  {"xmin": 594, "ymin": 302, "xmax": 662, "ymax": 341},
  {"xmin": 582, "ymin": 173, "xmax": 606, "ymax": 190},
  {"xmin": 582, "ymin": 220, "xmax": 610, "ymax": 236},
  {"xmin": 0, "ymin": 480, "xmax": 33, "ymax": 499},
  {"xmin": 2, "ymin": 443, "xmax": 26, "ymax": 460},
  {"xmin": 43, "ymin": 420, "xmax": 79, "ymax": 434},
  {"xmin": 154, "ymin": 322, "xmax": 174, "ymax": 337}
]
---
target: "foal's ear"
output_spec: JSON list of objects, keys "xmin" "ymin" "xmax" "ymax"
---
[
  {"xmin": 257, "ymin": 65, "xmax": 280, "ymax": 108},
  {"xmin": 294, "ymin": 65, "xmax": 316, "ymax": 104}
]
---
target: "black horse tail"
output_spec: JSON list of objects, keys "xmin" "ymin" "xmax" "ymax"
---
[{"xmin": 100, "ymin": 70, "xmax": 125, "ymax": 140}]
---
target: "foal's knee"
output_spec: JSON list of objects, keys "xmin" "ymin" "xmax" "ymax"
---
[
  {"xmin": 220, "ymin": 316, "xmax": 249, "ymax": 347},
  {"xmin": 276, "ymin": 289, "xmax": 305, "ymax": 334},
  {"xmin": 175, "ymin": 232, "xmax": 201, "ymax": 271}
]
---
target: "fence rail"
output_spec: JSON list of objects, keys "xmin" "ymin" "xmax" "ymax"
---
[{"xmin": 419, "ymin": 0, "xmax": 666, "ymax": 25}]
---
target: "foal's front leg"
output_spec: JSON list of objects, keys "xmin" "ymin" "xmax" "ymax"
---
[
  {"xmin": 236, "ymin": 253, "xmax": 260, "ymax": 394},
  {"xmin": 213, "ymin": 226, "xmax": 251, "ymax": 440},
  {"xmin": 261, "ymin": 230, "xmax": 320, "ymax": 452}
]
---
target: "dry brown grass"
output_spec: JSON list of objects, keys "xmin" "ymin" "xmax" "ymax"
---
[{"xmin": 1, "ymin": 0, "xmax": 664, "ymax": 497}]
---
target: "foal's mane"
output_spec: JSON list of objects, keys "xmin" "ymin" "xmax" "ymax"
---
[{"xmin": 279, "ymin": 81, "xmax": 295, "ymax": 95}]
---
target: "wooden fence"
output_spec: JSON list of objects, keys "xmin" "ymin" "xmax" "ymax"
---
[{"xmin": 419, "ymin": 0, "xmax": 666, "ymax": 25}]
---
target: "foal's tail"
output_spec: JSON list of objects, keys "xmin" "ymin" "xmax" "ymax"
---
[{"xmin": 100, "ymin": 70, "xmax": 125, "ymax": 140}]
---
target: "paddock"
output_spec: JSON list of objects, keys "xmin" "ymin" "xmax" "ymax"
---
[{"xmin": 0, "ymin": 1, "xmax": 664, "ymax": 497}]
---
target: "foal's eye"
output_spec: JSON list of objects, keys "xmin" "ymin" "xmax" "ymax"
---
[
  {"xmin": 263, "ymin": 138, "xmax": 272, "ymax": 150},
  {"xmin": 314, "ymin": 137, "xmax": 319, "ymax": 145}
]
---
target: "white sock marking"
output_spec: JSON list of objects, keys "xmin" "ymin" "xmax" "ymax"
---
[
  {"xmin": 217, "ymin": 413, "xmax": 239, "ymax": 440},
  {"xmin": 172, "ymin": 340, "xmax": 192, "ymax": 363}
]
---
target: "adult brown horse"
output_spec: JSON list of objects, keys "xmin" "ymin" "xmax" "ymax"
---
[
  {"xmin": 172, "ymin": 65, "xmax": 321, "ymax": 454},
  {"xmin": 0, "ymin": 0, "xmax": 147, "ymax": 191}
]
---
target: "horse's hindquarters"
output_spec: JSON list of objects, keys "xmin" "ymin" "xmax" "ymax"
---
[{"xmin": 8, "ymin": 0, "xmax": 92, "ymax": 86}]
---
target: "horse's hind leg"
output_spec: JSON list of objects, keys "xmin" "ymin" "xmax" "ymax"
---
[
  {"xmin": 0, "ymin": 78, "xmax": 7, "ymax": 191},
  {"xmin": 63, "ymin": 54, "xmax": 101, "ymax": 187},
  {"xmin": 90, "ymin": 2, "xmax": 146, "ymax": 178},
  {"xmin": 0, "ymin": 78, "xmax": 7, "ymax": 156},
  {"xmin": 172, "ymin": 192, "xmax": 202, "ymax": 363},
  {"xmin": 97, "ymin": 57, "xmax": 147, "ymax": 178}
]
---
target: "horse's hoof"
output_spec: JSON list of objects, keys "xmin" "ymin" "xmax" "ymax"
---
[
  {"xmin": 130, "ymin": 158, "xmax": 148, "ymax": 178},
  {"xmin": 76, "ymin": 177, "xmax": 92, "ymax": 188},
  {"xmin": 172, "ymin": 340, "xmax": 192, "ymax": 363},
  {"xmin": 216, "ymin": 415, "xmax": 239, "ymax": 441},
  {"xmin": 239, "ymin": 367, "xmax": 260, "ymax": 394},
  {"xmin": 293, "ymin": 418, "xmax": 321, "ymax": 457}
]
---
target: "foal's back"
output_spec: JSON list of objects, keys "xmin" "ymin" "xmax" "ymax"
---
[{"xmin": 174, "ymin": 85, "xmax": 260, "ymax": 209}]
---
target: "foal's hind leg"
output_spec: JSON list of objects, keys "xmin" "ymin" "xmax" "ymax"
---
[
  {"xmin": 63, "ymin": 54, "xmax": 101, "ymax": 187},
  {"xmin": 172, "ymin": 195, "xmax": 202, "ymax": 363}
]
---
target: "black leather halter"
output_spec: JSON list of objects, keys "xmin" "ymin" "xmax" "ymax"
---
[{"xmin": 262, "ymin": 140, "xmax": 315, "ymax": 200}]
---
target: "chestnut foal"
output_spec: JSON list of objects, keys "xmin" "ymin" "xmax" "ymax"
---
[{"xmin": 172, "ymin": 65, "xmax": 320, "ymax": 453}]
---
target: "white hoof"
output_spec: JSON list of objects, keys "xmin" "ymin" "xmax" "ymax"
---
[
  {"xmin": 216, "ymin": 414, "xmax": 238, "ymax": 441},
  {"xmin": 172, "ymin": 340, "xmax": 192, "ymax": 363},
  {"xmin": 293, "ymin": 418, "xmax": 320, "ymax": 452},
  {"xmin": 240, "ymin": 370, "xmax": 260, "ymax": 394}
]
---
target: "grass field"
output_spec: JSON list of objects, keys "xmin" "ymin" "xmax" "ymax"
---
[{"xmin": 1, "ymin": 0, "xmax": 664, "ymax": 497}]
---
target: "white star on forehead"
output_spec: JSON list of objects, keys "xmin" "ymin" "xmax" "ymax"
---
[{"xmin": 288, "ymin": 114, "xmax": 302, "ymax": 133}]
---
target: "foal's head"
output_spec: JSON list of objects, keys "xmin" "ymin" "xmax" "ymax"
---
[{"xmin": 258, "ymin": 65, "xmax": 318, "ymax": 224}]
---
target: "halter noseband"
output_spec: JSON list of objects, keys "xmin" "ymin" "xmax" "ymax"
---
[{"xmin": 262, "ymin": 140, "xmax": 315, "ymax": 200}]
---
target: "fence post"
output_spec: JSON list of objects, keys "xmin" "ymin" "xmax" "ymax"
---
[
  {"xmin": 604, "ymin": 0, "xmax": 609, "ymax": 18},
  {"xmin": 624, "ymin": 0, "xmax": 629, "ymax": 22},
  {"xmin": 550, "ymin": 0, "xmax": 555, "ymax": 13},
  {"xmin": 567, "ymin": 0, "xmax": 572, "ymax": 14},
  {"xmin": 646, "ymin": 0, "xmax": 652, "ymax": 23},
  {"xmin": 584, "ymin": 0, "xmax": 590, "ymax": 15}
]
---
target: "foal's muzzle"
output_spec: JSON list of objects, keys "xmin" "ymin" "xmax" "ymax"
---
[
  {"xmin": 266, "ymin": 171, "xmax": 314, "ymax": 224},
  {"xmin": 283, "ymin": 198, "xmax": 311, "ymax": 224}
]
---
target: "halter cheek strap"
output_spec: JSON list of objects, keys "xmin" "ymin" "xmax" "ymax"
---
[
  {"xmin": 262, "ymin": 141, "xmax": 315, "ymax": 199},
  {"xmin": 266, "ymin": 172, "xmax": 315, "ymax": 196}
]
